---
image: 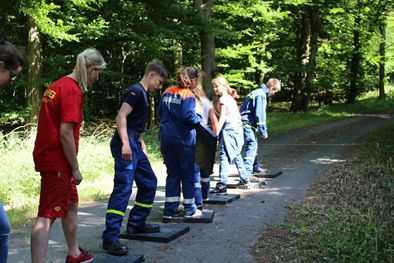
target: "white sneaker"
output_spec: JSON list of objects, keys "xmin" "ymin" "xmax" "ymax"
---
[{"xmin": 184, "ymin": 209, "xmax": 203, "ymax": 218}]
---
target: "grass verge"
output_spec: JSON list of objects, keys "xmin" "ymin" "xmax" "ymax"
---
[
  {"xmin": 268, "ymin": 85, "xmax": 394, "ymax": 135},
  {"xmin": 253, "ymin": 124, "xmax": 394, "ymax": 263}
]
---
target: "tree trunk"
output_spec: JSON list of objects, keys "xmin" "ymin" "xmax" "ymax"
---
[
  {"xmin": 195, "ymin": 0, "xmax": 215, "ymax": 98},
  {"xmin": 290, "ymin": 9, "xmax": 310, "ymax": 111},
  {"xmin": 378, "ymin": 19, "xmax": 386, "ymax": 100},
  {"xmin": 302, "ymin": 7, "xmax": 320, "ymax": 111},
  {"xmin": 348, "ymin": 3, "xmax": 362, "ymax": 104},
  {"xmin": 26, "ymin": 15, "xmax": 43, "ymax": 119},
  {"xmin": 174, "ymin": 40, "xmax": 183, "ymax": 69}
]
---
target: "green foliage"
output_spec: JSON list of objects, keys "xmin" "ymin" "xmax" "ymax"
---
[
  {"xmin": 1, "ymin": 0, "xmax": 394, "ymax": 120},
  {"xmin": 386, "ymin": 14, "xmax": 394, "ymax": 76},
  {"xmin": 0, "ymin": 129, "xmax": 40, "ymax": 210},
  {"xmin": 0, "ymin": 109, "xmax": 31, "ymax": 128},
  {"xmin": 22, "ymin": 1, "xmax": 76, "ymax": 41},
  {"xmin": 19, "ymin": 0, "xmax": 109, "ymax": 43},
  {"xmin": 143, "ymin": 126, "xmax": 162, "ymax": 162},
  {"xmin": 214, "ymin": 0, "xmax": 285, "ymax": 92}
]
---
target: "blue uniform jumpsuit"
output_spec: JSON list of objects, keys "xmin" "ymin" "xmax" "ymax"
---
[
  {"xmin": 159, "ymin": 86, "xmax": 201, "ymax": 217},
  {"xmin": 239, "ymin": 84, "xmax": 269, "ymax": 175},
  {"xmin": 103, "ymin": 83, "xmax": 157, "ymax": 244}
]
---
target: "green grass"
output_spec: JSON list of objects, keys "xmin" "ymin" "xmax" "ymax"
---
[
  {"xmin": 0, "ymin": 128, "xmax": 116, "ymax": 226},
  {"xmin": 268, "ymin": 85, "xmax": 394, "ymax": 135},
  {"xmin": 320, "ymin": 85, "xmax": 394, "ymax": 115},
  {"xmin": 0, "ymin": 124, "xmax": 163, "ymax": 227},
  {"xmin": 1, "ymin": 88, "xmax": 393, "ymax": 227},
  {"xmin": 268, "ymin": 110, "xmax": 345, "ymax": 135},
  {"xmin": 254, "ymin": 124, "xmax": 394, "ymax": 263}
]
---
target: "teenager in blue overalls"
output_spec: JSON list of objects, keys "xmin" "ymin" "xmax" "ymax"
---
[
  {"xmin": 240, "ymin": 78, "xmax": 281, "ymax": 176},
  {"xmin": 159, "ymin": 66, "xmax": 203, "ymax": 219},
  {"xmin": 210, "ymin": 75, "xmax": 249, "ymax": 193},
  {"xmin": 191, "ymin": 79, "xmax": 217, "ymax": 205},
  {"xmin": 102, "ymin": 60, "xmax": 168, "ymax": 256}
]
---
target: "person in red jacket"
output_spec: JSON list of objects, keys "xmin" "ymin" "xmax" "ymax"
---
[{"xmin": 31, "ymin": 48, "xmax": 106, "ymax": 263}]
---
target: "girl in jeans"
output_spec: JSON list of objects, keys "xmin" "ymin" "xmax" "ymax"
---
[{"xmin": 210, "ymin": 75, "xmax": 249, "ymax": 193}]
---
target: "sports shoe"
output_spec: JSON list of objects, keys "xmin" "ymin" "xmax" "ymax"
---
[
  {"xmin": 162, "ymin": 215, "xmax": 173, "ymax": 223},
  {"xmin": 65, "ymin": 247, "xmax": 94, "ymax": 263},
  {"xmin": 184, "ymin": 209, "xmax": 203, "ymax": 218},
  {"xmin": 102, "ymin": 240, "xmax": 128, "ymax": 256},
  {"xmin": 162, "ymin": 210, "xmax": 185, "ymax": 223},
  {"xmin": 209, "ymin": 183, "xmax": 227, "ymax": 193},
  {"xmin": 253, "ymin": 166, "xmax": 267, "ymax": 175},
  {"xmin": 127, "ymin": 223, "xmax": 160, "ymax": 234},
  {"xmin": 249, "ymin": 175, "xmax": 263, "ymax": 183},
  {"xmin": 227, "ymin": 179, "xmax": 249, "ymax": 189}
]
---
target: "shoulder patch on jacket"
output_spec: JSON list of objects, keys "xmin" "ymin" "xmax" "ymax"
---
[{"xmin": 164, "ymin": 86, "xmax": 195, "ymax": 99}]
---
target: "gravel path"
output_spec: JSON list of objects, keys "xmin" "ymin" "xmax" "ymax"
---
[{"xmin": 9, "ymin": 114, "xmax": 394, "ymax": 263}]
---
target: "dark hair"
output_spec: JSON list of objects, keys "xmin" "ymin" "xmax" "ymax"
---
[
  {"xmin": 0, "ymin": 40, "xmax": 23, "ymax": 71},
  {"xmin": 144, "ymin": 59, "xmax": 168, "ymax": 80}
]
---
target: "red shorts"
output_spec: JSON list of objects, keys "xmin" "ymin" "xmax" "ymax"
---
[{"xmin": 38, "ymin": 171, "xmax": 79, "ymax": 218}]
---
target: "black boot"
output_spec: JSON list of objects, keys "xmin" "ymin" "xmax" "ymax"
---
[{"xmin": 103, "ymin": 240, "xmax": 128, "ymax": 256}]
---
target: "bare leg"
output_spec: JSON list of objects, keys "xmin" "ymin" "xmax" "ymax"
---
[
  {"xmin": 61, "ymin": 203, "xmax": 80, "ymax": 257},
  {"xmin": 31, "ymin": 217, "xmax": 52, "ymax": 263}
]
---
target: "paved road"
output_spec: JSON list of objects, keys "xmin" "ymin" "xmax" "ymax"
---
[{"xmin": 9, "ymin": 114, "xmax": 394, "ymax": 263}]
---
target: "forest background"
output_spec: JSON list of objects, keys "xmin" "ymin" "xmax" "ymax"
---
[
  {"xmin": 1, "ymin": 0, "xmax": 394, "ymax": 226},
  {"xmin": 1, "ymin": 0, "xmax": 394, "ymax": 123}
]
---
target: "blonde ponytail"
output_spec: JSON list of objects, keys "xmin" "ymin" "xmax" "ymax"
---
[{"xmin": 73, "ymin": 48, "xmax": 106, "ymax": 92}]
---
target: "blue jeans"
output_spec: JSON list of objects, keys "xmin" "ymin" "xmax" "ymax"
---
[
  {"xmin": 0, "ymin": 204, "xmax": 10, "ymax": 263},
  {"xmin": 193, "ymin": 164, "xmax": 203, "ymax": 207},
  {"xmin": 243, "ymin": 125, "xmax": 258, "ymax": 175},
  {"xmin": 253, "ymin": 158, "xmax": 263, "ymax": 171},
  {"xmin": 218, "ymin": 138, "xmax": 248, "ymax": 184}
]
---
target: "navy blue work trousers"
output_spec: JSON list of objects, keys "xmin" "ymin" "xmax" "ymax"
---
[{"xmin": 103, "ymin": 132, "xmax": 157, "ymax": 243}]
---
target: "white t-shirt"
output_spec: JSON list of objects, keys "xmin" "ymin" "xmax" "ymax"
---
[
  {"xmin": 219, "ymin": 94, "xmax": 242, "ymax": 129},
  {"xmin": 200, "ymin": 96, "xmax": 212, "ymax": 126}
]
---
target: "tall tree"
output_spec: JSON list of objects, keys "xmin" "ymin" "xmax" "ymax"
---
[
  {"xmin": 21, "ymin": 0, "xmax": 108, "ymax": 117},
  {"xmin": 26, "ymin": 15, "xmax": 43, "ymax": 117},
  {"xmin": 378, "ymin": 18, "xmax": 387, "ymax": 100},
  {"xmin": 214, "ymin": 0, "xmax": 283, "ymax": 94},
  {"xmin": 372, "ymin": 0, "xmax": 394, "ymax": 100},
  {"xmin": 347, "ymin": 0, "xmax": 363, "ymax": 104},
  {"xmin": 288, "ymin": 2, "xmax": 321, "ymax": 111},
  {"xmin": 195, "ymin": 0, "xmax": 216, "ymax": 97}
]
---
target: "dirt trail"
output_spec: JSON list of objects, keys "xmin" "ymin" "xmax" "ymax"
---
[{"xmin": 9, "ymin": 114, "xmax": 394, "ymax": 263}]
